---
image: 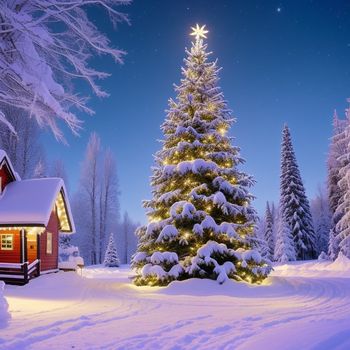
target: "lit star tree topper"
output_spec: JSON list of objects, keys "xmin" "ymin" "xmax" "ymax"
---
[
  {"xmin": 190, "ymin": 24, "xmax": 209, "ymax": 41},
  {"xmin": 132, "ymin": 25, "xmax": 272, "ymax": 286}
]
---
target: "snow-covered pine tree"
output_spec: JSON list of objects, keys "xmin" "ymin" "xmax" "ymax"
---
[
  {"xmin": 274, "ymin": 208, "xmax": 296, "ymax": 263},
  {"xmin": 310, "ymin": 187, "xmax": 331, "ymax": 256},
  {"xmin": 280, "ymin": 125, "xmax": 317, "ymax": 260},
  {"xmin": 132, "ymin": 25, "xmax": 271, "ymax": 286},
  {"xmin": 104, "ymin": 233, "xmax": 120, "ymax": 267},
  {"xmin": 335, "ymin": 100, "xmax": 350, "ymax": 258},
  {"xmin": 327, "ymin": 110, "xmax": 347, "ymax": 260},
  {"xmin": 249, "ymin": 219, "xmax": 270, "ymax": 261},
  {"xmin": 264, "ymin": 202, "xmax": 275, "ymax": 260}
]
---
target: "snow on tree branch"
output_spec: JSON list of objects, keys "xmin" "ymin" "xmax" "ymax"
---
[{"xmin": 0, "ymin": 0, "xmax": 130, "ymax": 141}]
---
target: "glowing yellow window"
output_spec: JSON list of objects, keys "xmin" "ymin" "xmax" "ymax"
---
[
  {"xmin": 46, "ymin": 232, "xmax": 53, "ymax": 254},
  {"xmin": 1, "ymin": 234, "xmax": 13, "ymax": 250}
]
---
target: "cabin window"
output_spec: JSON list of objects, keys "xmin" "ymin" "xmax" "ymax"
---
[
  {"xmin": 46, "ymin": 232, "xmax": 53, "ymax": 254},
  {"xmin": 1, "ymin": 234, "xmax": 13, "ymax": 250}
]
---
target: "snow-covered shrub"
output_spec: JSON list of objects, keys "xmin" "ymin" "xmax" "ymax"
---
[
  {"xmin": 318, "ymin": 251, "xmax": 330, "ymax": 261},
  {"xmin": 59, "ymin": 243, "xmax": 84, "ymax": 271},
  {"xmin": 59, "ymin": 245, "xmax": 80, "ymax": 263},
  {"xmin": 0, "ymin": 282, "xmax": 10, "ymax": 328}
]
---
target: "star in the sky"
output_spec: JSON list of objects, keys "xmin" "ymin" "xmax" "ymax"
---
[
  {"xmin": 277, "ymin": 7, "xmax": 282, "ymax": 13},
  {"xmin": 190, "ymin": 24, "xmax": 209, "ymax": 41}
]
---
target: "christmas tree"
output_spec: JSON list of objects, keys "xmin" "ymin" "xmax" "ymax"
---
[
  {"xmin": 104, "ymin": 233, "xmax": 120, "ymax": 267},
  {"xmin": 280, "ymin": 125, "xmax": 316, "ymax": 260},
  {"xmin": 132, "ymin": 25, "xmax": 271, "ymax": 286}
]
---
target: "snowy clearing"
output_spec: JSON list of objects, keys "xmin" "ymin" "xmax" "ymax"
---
[{"xmin": 2, "ymin": 260, "xmax": 350, "ymax": 350}]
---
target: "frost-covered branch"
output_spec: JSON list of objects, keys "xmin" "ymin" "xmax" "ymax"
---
[{"xmin": 0, "ymin": 0, "xmax": 130, "ymax": 141}]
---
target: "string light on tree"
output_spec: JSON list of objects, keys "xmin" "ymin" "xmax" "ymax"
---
[{"xmin": 218, "ymin": 126, "xmax": 227, "ymax": 136}]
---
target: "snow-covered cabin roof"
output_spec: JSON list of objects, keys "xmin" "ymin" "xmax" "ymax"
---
[
  {"xmin": 0, "ymin": 178, "xmax": 75, "ymax": 233},
  {"xmin": 0, "ymin": 150, "xmax": 21, "ymax": 181}
]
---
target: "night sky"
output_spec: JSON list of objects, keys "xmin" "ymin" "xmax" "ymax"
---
[{"xmin": 42, "ymin": 0, "xmax": 350, "ymax": 223}]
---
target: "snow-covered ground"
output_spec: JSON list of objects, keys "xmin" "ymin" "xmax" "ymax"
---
[{"xmin": 1, "ymin": 258, "xmax": 350, "ymax": 350}]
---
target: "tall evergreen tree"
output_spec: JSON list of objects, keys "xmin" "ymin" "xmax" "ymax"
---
[
  {"xmin": 132, "ymin": 25, "xmax": 271, "ymax": 286},
  {"xmin": 250, "ymin": 219, "xmax": 270, "ymax": 261},
  {"xmin": 310, "ymin": 187, "xmax": 331, "ymax": 256},
  {"xmin": 335, "ymin": 100, "xmax": 350, "ymax": 258},
  {"xmin": 280, "ymin": 125, "xmax": 316, "ymax": 260},
  {"xmin": 264, "ymin": 202, "xmax": 275, "ymax": 260},
  {"xmin": 327, "ymin": 110, "xmax": 347, "ymax": 259},
  {"xmin": 104, "ymin": 233, "xmax": 120, "ymax": 267}
]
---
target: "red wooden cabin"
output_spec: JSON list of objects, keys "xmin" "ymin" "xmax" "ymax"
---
[{"xmin": 0, "ymin": 150, "xmax": 75, "ymax": 284}]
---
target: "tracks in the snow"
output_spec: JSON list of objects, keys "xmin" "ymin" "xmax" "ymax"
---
[{"xmin": 2, "ymin": 274, "xmax": 350, "ymax": 350}]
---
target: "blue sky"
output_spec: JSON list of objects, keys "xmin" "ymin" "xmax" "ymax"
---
[{"xmin": 42, "ymin": 0, "xmax": 350, "ymax": 222}]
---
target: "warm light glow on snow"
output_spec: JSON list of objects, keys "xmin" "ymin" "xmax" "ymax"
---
[{"xmin": 4, "ymin": 261, "xmax": 350, "ymax": 349}]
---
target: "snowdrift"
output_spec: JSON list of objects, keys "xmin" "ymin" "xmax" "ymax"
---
[
  {"xmin": 157, "ymin": 277, "xmax": 300, "ymax": 298},
  {"xmin": 0, "ymin": 281, "xmax": 10, "ymax": 328},
  {"xmin": 273, "ymin": 252, "xmax": 350, "ymax": 278}
]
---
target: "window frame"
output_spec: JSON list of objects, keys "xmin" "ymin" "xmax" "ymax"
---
[
  {"xmin": 1, "ymin": 234, "xmax": 14, "ymax": 250},
  {"xmin": 46, "ymin": 232, "xmax": 53, "ymax": 254}
]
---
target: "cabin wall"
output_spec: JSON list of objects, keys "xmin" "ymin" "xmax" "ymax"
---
[
  {"xmin": 40, "ymin": 210, "xmax": 59, "ymax": 271},
  {"xmin": 0, "ymin": 230, "xmax": 21, "ymax": 263},
  {"xmin": 27, "ymin": 232, "xmax": 38, "ymax": 264},
  {"xmin": 0, "ymin": 161, "xmax": 14, "ymax": 192}
]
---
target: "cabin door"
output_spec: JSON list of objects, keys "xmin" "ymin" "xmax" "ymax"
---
[{"xmin": 27, "ymin": 232, "xmax": 38, "ymax": 263}]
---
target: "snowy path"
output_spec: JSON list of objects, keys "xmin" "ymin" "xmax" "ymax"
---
[{"xmin": 2, "ymin": 263, "xmax": 350, "ymax": 350}]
